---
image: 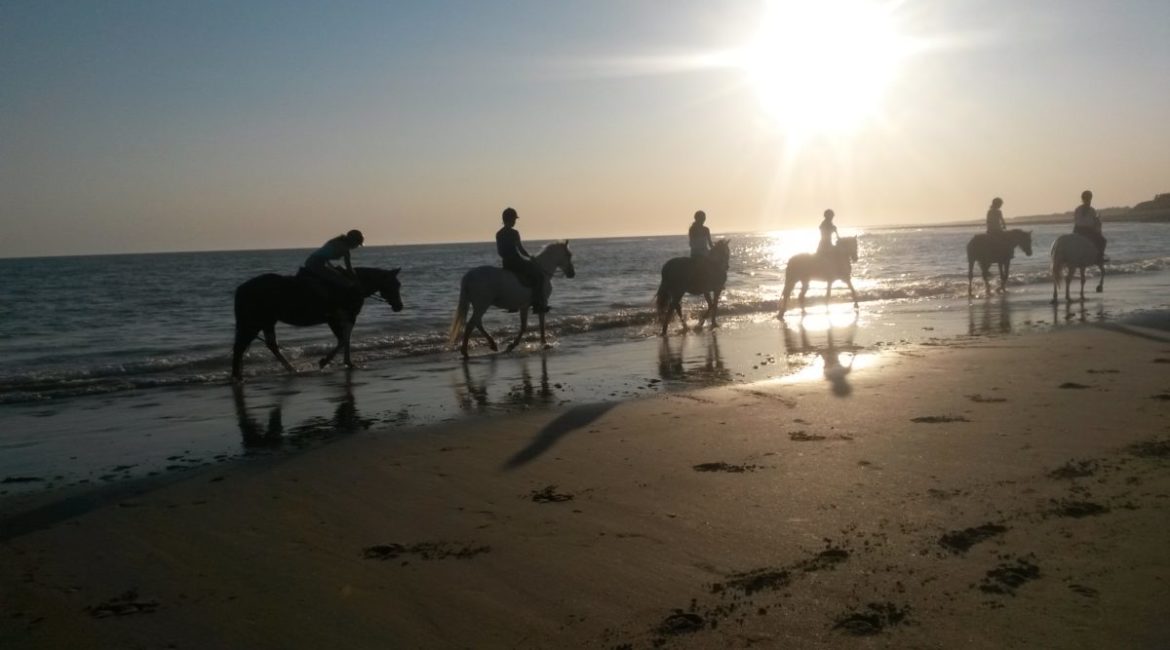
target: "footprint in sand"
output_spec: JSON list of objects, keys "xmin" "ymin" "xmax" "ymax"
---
[
  {"xmin": 1058, "ymin": 382, "xmax": 1092, "ymax": 389},
  {"xmin": 832, "ymin": 602, "xmax": 912, "ymax": 636},
  {"xmin": 978, "ymin": 556, "xmax": 1040, "ymax": 595}
]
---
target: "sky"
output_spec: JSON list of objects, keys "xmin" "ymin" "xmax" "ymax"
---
[{"xmin": 2, "ymin": 0, "xmax": 1168, "ymax": 257}]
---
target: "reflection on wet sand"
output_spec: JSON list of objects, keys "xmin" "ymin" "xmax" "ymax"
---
[
  {"xmin": 968, "ymin": 295, "xmax": 1013, "ymax": 335},
  {"xmin": 656, "ymin": 332, "xmax": 730, "ymax": 386},
  {"xmin": 232, "ymin": 370, "xmax": 365, "ymax": 449},
  {"xmin": 781, "ymin": 315, "xmax": 859, "ymax": 397},
  {"xmin": 454, "ymin": 353, "xmax": 554, "ymax": 414}
]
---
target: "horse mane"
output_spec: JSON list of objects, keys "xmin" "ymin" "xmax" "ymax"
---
[{"xmin": 538, "ymin": 240, "xmax": 570, "ymax": 254}]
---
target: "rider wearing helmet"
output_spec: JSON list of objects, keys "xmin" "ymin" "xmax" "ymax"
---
[
  {"xmin": 304, "ymin": 229, "xmax": 364, "ymax": 299},
  {"xmin": 496, "ymin": 208, "xmax": 548, "ymax": 314},
  {"xmin": 816, "ymin": 209, "xmax": 839, "ymax": 256}
]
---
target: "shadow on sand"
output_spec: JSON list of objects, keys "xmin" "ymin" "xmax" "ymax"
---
[{"xmin": 781, "ymin": 315, "xmax": 858, "ymax": 397}]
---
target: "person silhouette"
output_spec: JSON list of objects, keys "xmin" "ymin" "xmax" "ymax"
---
[
  {"xmin": 1073, "ymin": 190, "xmax": 1107, "ymax": 263},
  {"xmin": 816, "ymin": 209, "xmax": 838, "ymax": 256},
  {"xmin": 689, "ymin": 210, "xmax": 714, "ymax": 259},
  {"xmin": 304, "ymin": 229, "xmax": 364, "ymax": 300},
  {"xmin": 986, "ymin": 197, "xmax": 1007, "ymax": 236},
  {"xmin": 496, "ymin": 207, "xmax": 547, "ymax": 313}
]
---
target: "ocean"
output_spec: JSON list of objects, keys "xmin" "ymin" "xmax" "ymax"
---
[{"xmin": 2, "ymin": 222, "xmax": 1168, "ymax": 494}]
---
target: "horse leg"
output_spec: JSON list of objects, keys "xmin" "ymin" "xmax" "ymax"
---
[
  {"xmin": 1064, "ymin": 266, "xmax": 1074, "ymax": 303},
  {"xmin": 673, "ymin": 296, "xmax": 687, "ymax": 333},
  {"xmin": 1051, "ymin": 263, "xmax": 1061, "ymax": 304},
  {"xmin": 506, "ymin": 310, "xmax": 529, "ymax": 352},
  {"xmin": 1078, "ymin": 267, "xmax": 1087, "ymax": 302},
  {"xmin": 660, "ymin": 294, "xmax": 674, "ymax": 337},
  {"xmin": 697, "ymin": 293, "xmax": 711, "ymax": 329},
  {"xmin": 967, "ymin": 260, "xmax": 975, "ymax": 298},
  {"xmin": 779, "ymin": 279, "xmax": 794, "ymax": 319},
  {"xmin": 798, "ymin": 281, "xmax": 809, "ymax": 314},
  {"xmin": 824, "ymin": 280, "xmax": 833, "ymax": 311},
  {"xmin": 710, "ymin": 289, "xmax": 721, "ymax": 328},
  {"xmin": 318, "ymin": 320, "xmax": 344, "ymax": 369},
  {"xmin": 262, "ymin": 326, "xmax": 296, "ymax": 374},
  {"xmin": 845, "ymin": 279, "xmax": 859, "ymax": 309},
  {"xmin": 474, "ymin": 313, "xmax": 498, "ymax": 352},
  {"xmin": 539, "ymin": 311, "xmax": 550, "ymax": 349},
  {"xmin": 232, "ymin": 326, "xmax": 261, "ymax": 380},
  {"xmin": 1096, "ymin": 262, "xmax": 1104, "ymax": 293}
]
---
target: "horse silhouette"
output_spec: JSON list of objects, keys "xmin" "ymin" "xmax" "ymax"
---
[
  {"xmin": 778, "ymin": 236, "xmax": 859, "ymax": 318},
  {"xmin": 655, "ymin": 239, "xmax": 731, "ymax": 336},
  {"xmin": 449, "ymin": 241, "xmax": 575, "ymax": 358},
  {"xmin": 231, "ymin": 266, "xmax": 402, "ymax": 379},
  {"xmin": 967, "ymin": 229, "xmax": 1033, "ymax": 297},
  {"xmin": 1050, "ymin": 234, "xmax": 1104, "ymax": 303}
]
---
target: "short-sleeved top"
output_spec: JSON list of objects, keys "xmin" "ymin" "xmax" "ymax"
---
[
  {"xmin": 819, "ymin": 220, "xmax": 837, "ymax": 245},
  {"xmin": 496, "ymin": 226, "xmax": 523, "ymax": 261},
  {"xmin": 307, "ymin": 236, "xmax": 350, "ymax": 263},
  {"xmin": 689, "ymin": 223, "xmax": 711, "ymax": 257},
  {"xmin": 1074, "ymin": 204, "xmax": 1099, "ymax": 229},
  {"xmin": 986, "ymin": 208, "xmax": 1005, "ymax": 233}
]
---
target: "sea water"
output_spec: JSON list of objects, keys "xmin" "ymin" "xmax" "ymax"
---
[{"xmin": 1, "ymin": 223, "xmax": 1167, "ymax": 495}]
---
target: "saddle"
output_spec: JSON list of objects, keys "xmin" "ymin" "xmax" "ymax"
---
[{"xmin": 296, "ymin": 267, "xmax": 360, "ymax": 307}]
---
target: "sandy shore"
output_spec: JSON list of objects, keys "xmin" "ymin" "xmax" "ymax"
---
[{"xmin": 2, "ymin": 321, "xmax": 1169, "ymax": 649}]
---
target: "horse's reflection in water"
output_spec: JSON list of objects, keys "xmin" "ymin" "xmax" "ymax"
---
[
  {"xmin": 455, "ymin": 353, "xmax": 553, "ymax": 414},
  {"xmin": 968, "ymin": 295, "xmax": 1014, "ymax": 336},
  {"xmin": 232, "ymin": 370, "xmax": 360, "ymax": 448},
  {"xmin": 657, "ymin": 331, "xmax": 730, "ymax": 386},
  {"xmin": 781, "ymin": 316, "xmax": 858, "ymax": 397}
]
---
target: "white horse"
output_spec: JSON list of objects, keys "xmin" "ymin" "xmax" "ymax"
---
[
  {"xmin": 778, "ymin": 236, "xmax": 860, "ymax": 318},
  {"xmin": 449, "ymin": 241, "xmax": 576, "ymax": 358},
  {"xmin": 1050, "ymin": 234, "xmax": 1104, "ymax": 304}
]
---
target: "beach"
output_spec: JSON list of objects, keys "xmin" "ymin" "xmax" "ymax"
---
[{"xmin": 3, "ymin": 313, "xmax": 1169, "ymax": 649}]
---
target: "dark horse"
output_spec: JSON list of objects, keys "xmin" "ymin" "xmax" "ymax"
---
[
  {"xmin": 966, "ymin": 229, "xmax": 1033, "ymax": 297},
  {"xmin": 232, "ymin": 267, "xmax": 403, "ymax": 380},
  {"xmin": 655, "ymin": 239, "xmax": 731, "ymax": 336}
]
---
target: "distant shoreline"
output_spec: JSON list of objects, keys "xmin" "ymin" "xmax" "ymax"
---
[{"xmin": 886, "ymin": 207, "xmax": 1170, "ymax": 231}]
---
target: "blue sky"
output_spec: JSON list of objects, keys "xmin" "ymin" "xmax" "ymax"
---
[{"xmin": 2, "ymin": 1, "xmax": 1168, "ymax": 257}]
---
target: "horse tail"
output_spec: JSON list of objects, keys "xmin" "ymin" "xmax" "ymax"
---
[{"xmin": 448, "ymin": 273, "xmax": 470, "ymax": 347}]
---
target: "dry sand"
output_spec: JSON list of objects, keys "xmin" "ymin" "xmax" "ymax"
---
[{"xmin": 2, "ymin": 322, "xmax": 1169, "ymax": 649}]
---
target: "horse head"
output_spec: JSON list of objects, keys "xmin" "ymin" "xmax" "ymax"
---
[
  {"xmin": 366, "ymin": 268, "xmax": 403, "ymax": 311},
  {"xmin": 1016, "ymin": 230, "xmax": 1034, "ymax": 256},
  {"xmin": 538, "ymin": 241, "xmax": 575, "ymax": 278},
  {"xmin": 839, "ymin": 236, "xmax": 859, "ymax": 262},
  {"xmin": 711, "ymin": 239, "xmax": 732, "ymax": 270}
]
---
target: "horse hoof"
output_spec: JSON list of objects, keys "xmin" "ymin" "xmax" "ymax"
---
[
  {"xmin": 543, "ymin": 343, "xmax": 552, "ymax": 350},
  {"xmin": 318, "ymin": 359, "xmax": 329, "ymax": 369},
  {"xmin": 489, "ymin": 343, "xmax": 499, "ymax": 351},
  {"xmin": 1095, "ymin": 287, "xmax": 1103, "ymax": 293}
]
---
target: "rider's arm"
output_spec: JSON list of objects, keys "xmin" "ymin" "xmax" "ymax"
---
[
  {"xmin": 516, "ymin": 240, "xmax": 532, "ymax": 259},
  {"xmin": 706, "ymin": 229, "xmax": 714, "ymax": 248},
  {"xmin": 342, "ymin": 251, "xmax": 354, "ymax": 274}
]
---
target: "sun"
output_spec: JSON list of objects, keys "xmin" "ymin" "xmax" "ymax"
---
[{"xmin": 739, "ymin": 0, "xmax": 911, "ymax": 137}]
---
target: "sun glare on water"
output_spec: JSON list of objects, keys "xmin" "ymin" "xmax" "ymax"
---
[{"xmin": 738, "ymin": 0, "xmax": 912, "ymax": 138}]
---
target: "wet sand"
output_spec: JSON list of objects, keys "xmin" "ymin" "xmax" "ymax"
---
[{"xmin": 2, "ymin": 317, "xmax": 1169, "ymax": 649}]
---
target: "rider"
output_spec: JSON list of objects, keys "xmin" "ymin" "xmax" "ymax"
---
[
  {"xmin": 816, "ymin": 209, "xmax": 838, "ymax": 256},
  {"xmin": 1073, "ymin": 190, "xmax": 1107, "ymax": 263},
  {"xmin": 986, "ymin": 197, "xmax": 1007, "ymax": 237},
  {"xmin": 496, "ymin": 207, "xmax": 548, "ymax": 314},
  {"xmin": 304, "ymin": 229, "xmax": 364, "ymax": 300},
  {"xmin": 689, "ymin": 210, "xmax": 714, "ymax": 259}
]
